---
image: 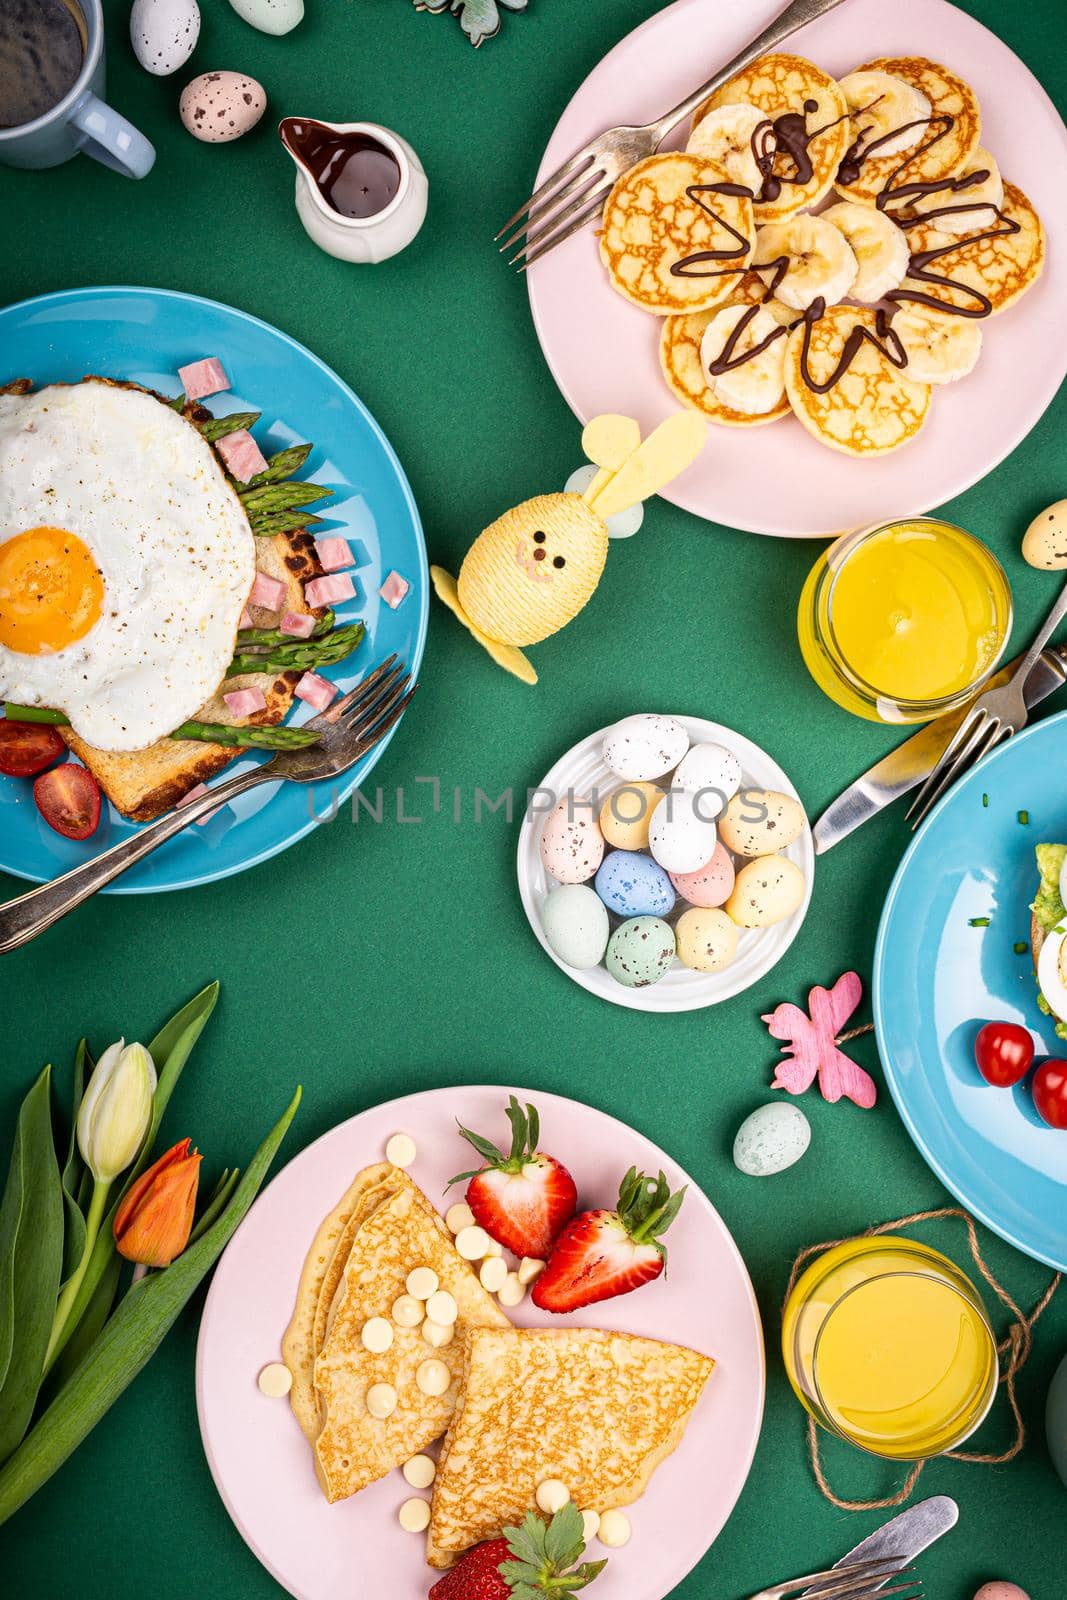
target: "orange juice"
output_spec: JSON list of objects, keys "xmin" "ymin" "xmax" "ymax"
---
[{"xmin": 782, "ymin": 1237, "xmax": 998, "ymax": 1459}]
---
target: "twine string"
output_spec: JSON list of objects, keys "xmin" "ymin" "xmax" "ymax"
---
[{"xmin": 782, "ymin": 1206, "xmax": 1061, "ymax": 1512}]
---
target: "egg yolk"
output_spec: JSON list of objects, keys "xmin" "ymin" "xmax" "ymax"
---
[{"xmin": 0, "ymin": 527, "xmax": 104, "ymax": 655}]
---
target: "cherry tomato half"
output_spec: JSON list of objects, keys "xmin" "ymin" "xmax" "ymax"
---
[
  {"xmin": 0, "ymin": 719, "xmax": 66, "ymax": 778},
  {"xmin": 33, "ymin": 763, "xmax": 101, "ymax": 841},
  {"xmin": 974, "ymin": 1021, "xmax": 1035, "ymax": 1088},
  {"xmin": 1033, "ymin": 1060, "xmax": 1067, "ymax": 1130}
]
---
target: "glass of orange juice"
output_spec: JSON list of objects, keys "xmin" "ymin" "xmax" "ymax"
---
[
  {"xmin": 782, "ymin": 1237, "xmax": 999, "ymax": 1460},
  {"xmin": 797, "ymin": 518, "xmax": 1012, "ymax": 723}
]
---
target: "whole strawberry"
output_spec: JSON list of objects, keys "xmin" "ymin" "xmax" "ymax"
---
[
  {"xmin": 429, "ymin": 1504, "xmax": 606, "ymax": 1600},
  {"xmin": 450, "ymin": 1096, "xmax": 577, "ymax": 1259},
  {"xmin": 533, "ymin": 1167, "xmax": 685, "ymax": 1314}
]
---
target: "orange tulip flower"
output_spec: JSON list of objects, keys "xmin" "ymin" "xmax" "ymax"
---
[{"xmin": 113, "ymin": 1138, "xmax": 201, "ymax": 1268}]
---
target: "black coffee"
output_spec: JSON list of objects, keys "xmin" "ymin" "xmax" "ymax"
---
[{"xmin": 0, "ymin": 0, "xmax": 87, "ymax": 129}]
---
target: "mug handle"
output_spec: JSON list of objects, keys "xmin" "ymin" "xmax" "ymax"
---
[{"xmin": 69, "ymin": 91, "xmax": 156, "ymax": 179}]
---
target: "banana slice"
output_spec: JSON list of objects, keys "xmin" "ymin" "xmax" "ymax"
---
[
  {"xmin": 700, "ymin": 304, "xmax": 788, "ymax": 416},
  {"xmin": 821, "ymin": 201, "xmax": 909, "ymax": 302},
  {"xmin": 910, "ymin": 146, "xmax": 1004, "ymax": 235},
  {"xmin": 839, "ymin": 69, "xmax": 932, "ymax": 160},
  {"xmin": 685, "ymin": 103, "xmax": 770, "ymax": 197},
  {"xmin": 891, "ymin": 305, "xmax": 983, "ymax": 383},
  {"xmin": 753, "ymin": 215, "xmax": 858, "ymax": 310}
]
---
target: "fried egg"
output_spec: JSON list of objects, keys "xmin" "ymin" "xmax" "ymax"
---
[{"xmin": 0, "ymin": 380, "xmax": 256, "ymax": 751}]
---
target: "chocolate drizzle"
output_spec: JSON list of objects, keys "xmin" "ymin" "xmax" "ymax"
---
[
  {"xmin": 797, "ymin": 298, "xmax": 907, "ymax": 392},
  {"xmin": 670, "ymin": 182, "xmax": 753, "ymax": 277}
]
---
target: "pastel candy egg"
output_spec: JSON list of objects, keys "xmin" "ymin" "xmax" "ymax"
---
[
  {"xmin": 180, "ymin": 71, "xmax": 266, "ymax": 143},
  {"xmin": 541, "ymin": 885, "xmax": 609, "ymax": 970},
  {"xmin": 676, "ymin": 907, "xmax": 738, "ymax": 973},
  {"xmin": 1022, "ymin": 499, "xmax": 1067, "ymax": 570},
  {"xmin": 564, "ymin": 465, "xmax": 644, "ymax": 540},
  {"xmin": 595, "ymin": 850, "xmax": 675, "ymax": 918},
  {"xmin": 726, "ymin": 856, "xmax": 806, "ymax": 927},
  {"xmin": 718, "ymin": 789, "xmax": 806, "ymax": 856},
  {"xmin": 671, "ymin": 743, "xmax": 742, "ymax": 815},
  {"xmin": 228, "ymin": 0, "xmax": 304, "ymax": 34},
  {"xmin": 973, "ymin": 1587, "xmax": 1031, "ymax": 1600},
  {"xmin": 599, "ymin": 781, "xmax": 662, "ymax": 851},
  {"xmin": 603, "ymin": 714, "xmax": 689, "ymax": 781},
  {"xmin": 733, "ymin": 1103, "xmax": 810, "ymax": 1176},
  {"xmin": 605, "ymin": 917, "xmax": 676, "ymax": 988},
  {"xmin": 131, "ymin": 0, "xmax": 200, "ymax": 76},
  {"xmin": 648, "ymin": 789, "xmax": 719, "ymax": 874},
  {"xmin": 668, "ymin": 841, "xmax": 735, "ymax": 908},
  {"xmin": 539, "ymin": 795, "xmax": 604, "ymax": 884}
]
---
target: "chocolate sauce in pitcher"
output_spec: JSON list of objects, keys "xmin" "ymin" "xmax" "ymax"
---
[{"xmin": 279, "ymin": 118, "xmax": 402, "ymax": 219}]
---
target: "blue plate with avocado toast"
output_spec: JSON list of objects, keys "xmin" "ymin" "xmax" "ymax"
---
[{"xmin": 874, "ymin": 710, "xmax": 1067, "ymax": 1272}]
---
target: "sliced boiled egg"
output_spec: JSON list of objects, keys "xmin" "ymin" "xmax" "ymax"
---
[{"xmin": 1038, "ymin": 923, "xmax": 1067, "ymax": 1024}]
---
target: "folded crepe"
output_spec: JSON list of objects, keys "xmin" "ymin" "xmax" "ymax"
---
[{"xmin": 426, "ymin": 1326, "xmax": 714, "ymax": 1568}]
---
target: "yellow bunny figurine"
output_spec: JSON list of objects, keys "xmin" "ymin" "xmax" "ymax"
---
[{"xmin": 430, "ymin": 410, "xmax": 707, "ymax": 684}]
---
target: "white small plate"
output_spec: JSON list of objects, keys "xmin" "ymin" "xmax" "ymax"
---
[{"xmin": 517, "ymin": 714, "xmax": 814, "ymax": 1012}]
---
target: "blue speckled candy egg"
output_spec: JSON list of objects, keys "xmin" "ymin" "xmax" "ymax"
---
[
  {"xmin": 733, "ymin": 1103, "xmax": 810, "ymax": 1176},
  {"xmin": 541, "ymin": 885, "xmax": 610, "ymax": 970},
  {"xmin": 605, "ymin": 916, "xmax": 676, "ymax": 988},
  {"xmin": 595, "ymin": 850, "xmax": 676, "ymax": 918}
]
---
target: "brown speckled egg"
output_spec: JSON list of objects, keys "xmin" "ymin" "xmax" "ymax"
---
[
  {"xmin": 539, "ymin": 795, "xmax": 605, "ymax": 885},
  {"xmin": 1022, "ymin": 500, "xmax": 1067, "ymax": 570},
  {"xmin": 180, "ymin": 70, "xmax": 266, "ymax": 143}
]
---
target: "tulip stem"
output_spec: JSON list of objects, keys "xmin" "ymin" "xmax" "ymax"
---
[{"xmin": 44, "ymin": 1180, "xmax": 109, "ymax": 1375}]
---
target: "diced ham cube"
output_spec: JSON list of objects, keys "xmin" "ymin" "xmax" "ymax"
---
[
  {"xmin": 379, "ymin": 570, "xmax": 410, "ymax": 610},
  {"xmin": 249, "ymin": 571, "xmax": 286, "ymax": 611},
  {"xmin": 177, "ymin": 782, "xmax": 222, "ymax": 825},
  {"xmin": 216, "ymin": 428, "xmax": 269, "ymax": 483},
  {"xmin": 178, "ymin": 357, "xmax": 230, "ymax": 401},
  {"xmin": 238, "ymin": 607, "xmax": 254, "ymax": 630},
  {"xmin": 314, "ymin": 537, "xmax": 354, "ymax": 572},
  {"xmin": 304, "ymin": 572, "xmax": 355, "ymax": 610},
  {"xmin": 280, "ymin": 611, "xmax": 316, "ymax": 638},
  {"xmin": 295, "ymin": 672, "xmax": 338, "ymax": 712},
  {"xmin": 223, "ymin": 687, "xmax": 267, "ymax": 718}
]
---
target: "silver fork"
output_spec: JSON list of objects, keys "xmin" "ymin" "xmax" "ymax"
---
[
  {"xmin": 746, "ymin": 1556, "xmax": 922, "ymax": 1600},
  {"xmin": 906, "ymin": 576, "xmax": 1067, "ymax": 828},
  {"xmin": 0, "ymin": 656, "xmax": 416, "ymax": 954},
  {"xmin": 497, "ymin": 0, "xmax": 854, "ymax": 269}
]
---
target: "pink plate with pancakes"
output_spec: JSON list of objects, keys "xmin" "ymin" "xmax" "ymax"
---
[
  {"xmin": 526, "ymin": 0, "xmax": 1067, "ymax": 536},
  {"xmin": 196, "ymin": 1085, "xmax": 764, "ymax": 1600}
]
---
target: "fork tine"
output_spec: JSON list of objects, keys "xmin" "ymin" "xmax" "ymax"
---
[
  {"xmin": 909, "ymin": 715, "xmax": 1003, "ymax": 830},
  {"xmin": 515, "ymin": 185, "xmax": 613, "ymax": 269},
  {"xmin": 498, "ymin": 163, "xmax": 606, "ymax": 253},
  {"xmin": 494, "ymin": 148, "xmax": 596, "ymax": 242},
  {"xmin": 356, "ymin": 684, "xmax": 417, "ymax": 748},
  {"xmin": 905, "ymin": 707, "xmax": 985, "ymax": 820},
  {"xmin": 307, "ymin": 654, "xmax": 398, "ymax": 730},
  {"xmin": 798, "ymin": 1563, "xmax": 913, "ymax": 1600},
  {"xmin": 341, "ymin": 666, "xmax": 408, "ymax": 733}
]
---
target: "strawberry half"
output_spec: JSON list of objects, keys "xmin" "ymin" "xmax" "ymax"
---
[
  {"xmin": 429, "ymin": 1504, "xmax": 606, "ymax": 1600},
  {"xmin": 532, "ymin": 1167, "xmax": 686, "ymax": 1314},
  {"xmin": 450, "ymin": 1097, "xmax": 577, "ymax": 1260}
]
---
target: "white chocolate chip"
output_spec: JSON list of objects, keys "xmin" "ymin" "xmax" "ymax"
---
[
  {"xmin": 536, "ymin": 1479, "xmax": 571, "ymax": 1515},
  {"xmin": 416, "ymin": 1358, "xmax": 451, "ymax": 1397},
  {"xmin": 445, "ymin": 1202, "xmax": 476, "ymax": 1234},
  {"xmin": 257, "ymin": 1362, "xmax": 292, "ymax": 1398},
  {"xmin": 484, "ymin": 1237, "xmax": 503, "ymax": 1257},
  {"xmin": 403, "ymin": 1454, "xmax": 437, "ymax": 1489},
  {"xmin": 360, "ymin": 1316, "xmax": 394, "ymax": 1354},
  {"xmin": 406, "ymin": 1266, "xmax": 440, "ymax": 1301},
  {"xmin": 366, "ymin": 1382, "xmax": 398, "ymax": 1419},
  {"xmin": 392, "ymin": 1294, "xmax": 424, "ymax": 1329},
  {"xmin": 423, "ymin": 1319, "xmax": 455, "ymax": 1349},
  {"xmin": 425, "ymin": 1289, "xmax": 459, "ymax": 1326},
  {"xmin": 597, "ymin": 1509, "xmax": 631, "ymax": 1548},
  {"xmin": 385, "ymin": 1132, "xmax": 417, "ymax": 1168},
  {"xmin": 398, "ymin": 1497, "xmax": 431, "ymax": 1533},
  {"xmin": 497, "ymin": 1271, "xmax": 527, "ymax": 1308},
  {"xmin": 479, "ymin": 1256, "xmax": 508, "ymax": 1293},
  {"xmin": 518, "ymin": 1257, "xmax": 546, "ymax": 1285},
  {"xmin": 581, "ymin": 1510, "xmax": 601, "ymax": 1542},
  {"xmin": 455, "ymin": 1225, "xmax": 491, "ymax": 1261}
]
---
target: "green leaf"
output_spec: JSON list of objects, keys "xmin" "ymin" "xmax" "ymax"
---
[
  {"xmin": 44, "ymin": 1253, "xmax": 121, "ymax": 1401},
  {"xmin": 187, "ymin": 1169, "xmax": 239, "ymax": 1247},
  {"xmin": 0, "ymin": 1067, "xmax": 64, "ymax": 1464},
  {"xmin": 543, "ymin": 1500, "xmax": 584, "ymax": 1568},
  {"xmin": 504, "ymin": 1510, "xmax": 549, "ymax": 1567},
  {"xmin": 0, "ymin": 1087, "xmax": 300, "ymax": 1526},
  {"xmin": 59, "ymin": 1042, "xmax": 92, "ymax": 1279}
]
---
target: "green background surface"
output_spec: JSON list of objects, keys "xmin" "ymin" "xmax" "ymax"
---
[{"xmin": 2, "ymin": 0, "xmax": 1066, "ymax": 1595}]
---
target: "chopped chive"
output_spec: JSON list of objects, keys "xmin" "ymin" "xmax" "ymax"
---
[
  {"xmin": 982, "ymin": 793, "xmax": 989, "ymax": 807},
  {"xmin": 1014, "ymin": 941, "xmax": 1029, "ymax": 954},
  {"xmin": 1018, "ymin": 810, "xmax": 1030, "ymax": 825},
  {"xmin": 969, "ymin": 916, "xmax": 991, "ymax": 927}
]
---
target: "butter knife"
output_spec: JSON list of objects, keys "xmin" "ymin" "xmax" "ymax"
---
[
  {"xmin": 802, "ymin": 1495, "xmax": 959, "ymax": 1595},
  {"xmin": 813, "ymin": 646, "xmax": 1067, "ymax": 853}
]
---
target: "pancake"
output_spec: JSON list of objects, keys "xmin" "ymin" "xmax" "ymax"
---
[
  {"xmin": 426, "ymin": 1326, "xmax": 714, "ymax": 1568},
  {"xmin": 599, "ymin": 152, "xmax": 753, "ymax": 316},
  {"xmin": 691, "ymin": 54, "xmax": 850, "ymax": 222},
  {"xmin": 659, "ymin": 276, "xmax": 793, "ymax": 427},
  {"xmin": 785, "ymin": 304, "xmax": 931, "ymax": 456},
  {"xmin": 896, "ymin": 181, "xmax": 1045, "ymax": 318},
  {"xmin": 833, "ymin": 57, "xmax": 981, "ymax": 208}
]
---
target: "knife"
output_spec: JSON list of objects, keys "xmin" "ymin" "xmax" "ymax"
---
[
  {"xmin": 802, "ymin": 1494, "xmax": 959, "ymax": 1595},
  {"xmin": 813, "ymin": 646, "xmax": 1067, "ymax": 854}
]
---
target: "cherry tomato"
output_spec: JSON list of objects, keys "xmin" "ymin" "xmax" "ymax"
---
[
  {"xmin": 0, "ymin": 719, "xmax": 65, "ymax": 778},
  {"xmin": 1033, "ymin": 1060, "xmax": 1067, "ymax": 1129},
  {"xmin": 974, "ymin": 1021, "xmax": 1034, "ymax": 1087},
  {"xmin": 33, "ymin": 763, "xmax": 101, "ymax": 841}
]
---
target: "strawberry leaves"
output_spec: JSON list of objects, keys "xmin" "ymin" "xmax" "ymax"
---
[
  {"xmin": 450, "ymin": 1096, "xmax": 539, "ymax": 1185},
  {"xmin": 497, "ymin": 1506, "xmax": 607, "ymax": 1597},
  {"xmin": 616, "ymin": 1168, "xmax": 686, "ymax": 1268}
]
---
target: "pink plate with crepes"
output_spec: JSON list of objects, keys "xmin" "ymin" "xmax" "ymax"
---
[
  {"xmin": 196, "ymin": 1086, "xmax": 764, "ymax": 1600},
  {"xmin": 526, "ymin": 0, "xmax": 1067, "ymax": 537}
]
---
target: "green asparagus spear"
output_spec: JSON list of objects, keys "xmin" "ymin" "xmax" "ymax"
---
[
  {"xmin": 197, "ymin": 411, "xmax": 261, "ymax": 443},
  {"xmin": 246, "ymin": 444, "xmax": 313, "ymax": 487},
  {"xmin": 227, "ymin": 623, "xmax": 364, "ymax": 679},
  {"xmin": 4, "ymin": 704, "xmax": 320, "ymax": 750},
  {"xmin": 238, "ymin": 480, "xmax": 332, "ymax": 516},
  {"xmin": 3, "ymin": 703, "xmax": 68, "ymax": 725},
  {"xmin": 235, "ymin": 610, "xmax": 335, "ymax": 647},
  {"xmin": 249, "ymin": 510, "xmax": 326, "ymax": 538}
]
